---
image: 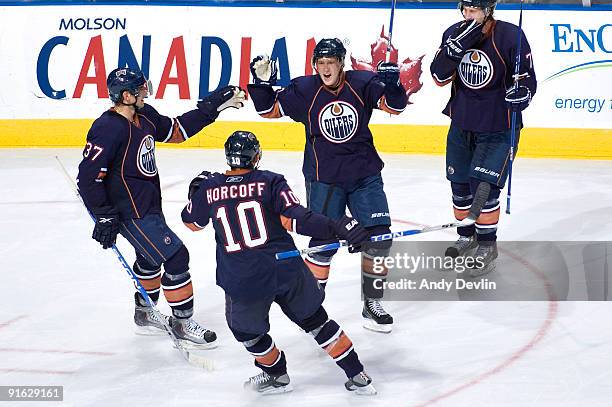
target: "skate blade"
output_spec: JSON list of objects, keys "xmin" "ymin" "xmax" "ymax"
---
[
  {"xmin": 134, "ymin": 325, "xmax": 167, "ymax": 336},
  {"xmin": 261, "ymin": 383, "xmax": 293, "ymax": 395},
  {"xmin": 362, "ymin": 319, "xmax": 392, "ymax": 334},
  {"xmin": 246, "ymin": 383, "xmax": 294, "ymax": 395},
  {"xmin": 175, "ymin": 338, "xmax": 218, "ymax": 350},
  {"xmin": 347, "ymin": 383, "xmax": 377, "ymax": 396},
  {"xmin": 469, "ymin": 262, "xmax": 496, "ymax": 278}
]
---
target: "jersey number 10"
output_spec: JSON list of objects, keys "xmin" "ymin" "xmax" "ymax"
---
[{"xmin": 215, "ymin": 201, "xmax": 268, "ymax": 253}]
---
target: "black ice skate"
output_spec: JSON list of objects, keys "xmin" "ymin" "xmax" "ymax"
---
[
  {"xmin": 243, "ymin": 371, "xmax": 293, "ymax": 395},
  {"xmin": 169, "ymin": 317, "xmax": 217, "ymax": 350},
  {"xmin": 133, "ymin": 293, "xmax": 170, "ymax": 336},
  {"xmin": 345, "ymin": 371, "xmax": 377, "ymax": 395},
  {"xmin": 362, "ymin": 299, "xmax": 393, "ymax": 333},
  {"xmin": 445, "ymin": 235, "xmax": 477, "ymax": 258},
  {"xmin": 469, "ymin": 242, "xmax": 498, "ymax": 277}
]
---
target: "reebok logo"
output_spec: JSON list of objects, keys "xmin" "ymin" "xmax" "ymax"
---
[{"xmin": 225, "ymin": 176, "xmax": 243, "ymax": 183}]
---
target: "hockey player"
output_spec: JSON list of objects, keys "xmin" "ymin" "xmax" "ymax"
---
[
  {"xmin": 247, "ymin": 38, "xmax": 408, "ymax": 333},
  {"xmin": 430, "ymin": 0, "xmax": 536, "ymax": 276},
  {"xmin": 77, "ymin": 67, "xmax": 246, "ymax": 348},
  {"xmin": 182, "ymin": 131, "xmax": 376, "ymax": 395}
]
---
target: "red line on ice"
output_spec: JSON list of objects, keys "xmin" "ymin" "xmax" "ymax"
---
[{"xmin": 0, "ymin": 315, "xmax": 28, "ymax": 330}]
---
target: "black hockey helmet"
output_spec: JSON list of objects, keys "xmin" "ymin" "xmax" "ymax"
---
[
  {"xmin": 107, "ymin": 67, "xmax": 152, "ymax": 103},
  {"xmin": 225, "ymin": 131, "xmax": 262, "ymax": 169},
  {"xmin": 459, "ymin": 0, "xmax": 497, "ymax": 14},
  {"xmin": 312, "ymin": 38, "xmax": 346, "ymax": 65}
]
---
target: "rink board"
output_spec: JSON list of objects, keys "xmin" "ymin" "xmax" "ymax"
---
[
  {"xmin": 0, "ymin": 3, "xmax": 610, "ymax": 157},
  {"xmin": 1, "ymin": 119, "xmax": 611, "ymax": 159}
]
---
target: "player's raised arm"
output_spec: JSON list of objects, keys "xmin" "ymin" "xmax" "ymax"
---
[
  {"xmin": 374, "ymin": 62, "xmax": 408, "ymax": 114},
  {"xmin": 140, "ymin": 86, "xmax": 246, "ymax": 144},
  {"xmin": 270, "ymin": 175, "xmax": 369, "ymax": 249},
  {"xmin": 430, "ymin": 20, "xmax": 483, "ymax": 86}
]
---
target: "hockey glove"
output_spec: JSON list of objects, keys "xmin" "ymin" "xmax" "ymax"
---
[
  {"xmin": 250, "ymin": 55, "xmax": 278, "ymax": 86},
  {"xmin": 505, "ymin": 85, "xmax": 532, "ymax": 112},
  {"xmin": 332, "ymin": 216, "xmax": 370, "ymax": 253},
  {"xmin": 377, "ymin": 62, "xmax": 401, "ymax": 87},
  {"xmin": 188, "ymin": 171, "xmax": 213, "ymax": 200},
  {"xmin": 92, "ymin": 206, "xmax": 120, "ymax": 249},
  {"xmin": 197, "ymin": 86, "xmax": 245, "ymax": 115},
  {"xmin": 443, "ymin": 19, "xmax": 483, "ymax": 61}
]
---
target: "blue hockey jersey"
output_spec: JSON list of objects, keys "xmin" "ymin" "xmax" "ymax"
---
[
  {"xmin": 181, "ymin": 169, "xmax": 338, "ymax": 300},
  {"xmin": 77, "ymin": 104, "xmax": 218, "ymax": 219},
  {"xmin": 248, "ymin": 70, "xmax": 408, "ymax": 183},
  {"xmin": 430, "ymin": 19, "xmax": 537, "ymax": 132}
]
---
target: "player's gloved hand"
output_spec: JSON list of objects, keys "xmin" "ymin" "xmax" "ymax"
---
[
  {"xmin": 332, "ymin": 216, "xmax": 370, "ymax": 253},
  {"xmin": 250, "ymin": 55, "xmax": 278, "ymax": 86},
  {"xmin": 197, "ymin": 86, "xmax": 245, "ymax": 115},
  {"xmin": 188, "ymin": 171, "xmax": 213, "ymax": 200},
  {"xmin": 443, "ymin": 19, "xmax": 483, "ymax": 61},
  {"xmin": 92, "ymin": 206, "xmax": 120, "ymax": 249},
  {"xmin": 377, "ymin": 62, "xmax": 401, "ymax": 87},
  {"xmin": 505, "ymin": 85, "xmax": 532, "ymax": 112}
]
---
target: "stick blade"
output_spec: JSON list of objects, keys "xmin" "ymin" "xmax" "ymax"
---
[
  {"xmin": 468, "ymin": 182, "xmax": 491, "ymax": 219},
  {"xmin": 187, "ymin": 352, "xmax": 215, "ymax": 370}
]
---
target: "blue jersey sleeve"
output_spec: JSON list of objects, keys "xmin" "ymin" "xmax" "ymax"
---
[
  {"xmin": 430, "ymin": 23, "xmax": 462, "ymax": 86},
  {"xmin": 276, "ymin": 79, "xmax": 310, "ymax": 123},
  {"xmin": 76, "ymin": 118, "xmax": 123, "ymax": 210},
  {"xmin": 269, "ymin": 174, "xmax": 336, "ymax": 239},
  {"xmin": 181, "ymin": 183, "xmax": 212, "ymax": 229},
  {"xmin": 139, "ymin": 103, "xmax": 218, "ymax": 144}
]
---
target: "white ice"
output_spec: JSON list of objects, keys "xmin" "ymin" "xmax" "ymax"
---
[{"xmin": 1, "ymin": 148, "xmax": 612, "ymax": 407}]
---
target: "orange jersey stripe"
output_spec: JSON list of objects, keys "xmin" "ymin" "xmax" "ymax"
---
[
  {"xmin": 165, "ymin": 119, "xmax": 186, "ymax": 143},
  {"xmin": 280, "ymin": 215, "xmax": 293, "ymax": 232},
  {"xmin": 121, "ymin": 124, "xmax": 140, "ymax": 218},
  {"xmin": 260, "ymin": 101, "xmax": 282, "ymax": 119},
  {"xmin": 378, "ymin": 96, "xmax": 403, "ymax": 115}
]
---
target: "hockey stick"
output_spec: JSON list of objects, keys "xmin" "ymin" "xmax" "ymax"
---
[
  {"xmin": 276, "ymin": 183, "xmax": 490, "ymax": 260},
  {"xmin": 54, "ymin": 156, "xmax": 213, "ymax": 370},
  {"xmin": 506, "ymin": 0, "xmax": 524, "ymax": 215},
  {"xmin": 386, "ymin": 0, "xmax": 398, "ymax": 62}
]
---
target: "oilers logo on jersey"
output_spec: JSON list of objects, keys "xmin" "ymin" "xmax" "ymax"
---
[
  {"xmin": 137, "ymin": 135, "xmax": 158, "ymax": 176},
  {"xmin": 458, "ymin": 50, "xmax": 494, "ymax": 90},
  {"xmin": 318, "ymin": 101, "xmax": 359, "ymax": 144}
]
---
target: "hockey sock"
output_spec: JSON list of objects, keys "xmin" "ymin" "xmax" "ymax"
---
[
  {"xmin": 361, "ymin": 226, "xmax": 392, "ymax": 299},
  {"xmin": 310, "ymin": 319, "xmax": 363, "ymax": 379},
  {"xmin": 470, "ymin": 180, "xmax": 501, "ymax": 242},
  {"xmin": 305, "ymin": 238, "xmax": 336, "ymax": 289},
  {"xmin": 133, "ymin": 260, "xmax": 161, "ymax": 305},
  {"xmin": 305, "ymin": 253, "xmax": 331, "ymax": 289},
  {"xmin": 451, "ymin": 181, "xmax": 475, "ymax": 237},
  {"xmin": 161, "ymin": 246, "xmax": 193, "ymax": 319},
  {"xmin": 243, "ymin": 334, "xmax": 287, "ymax": 376}
]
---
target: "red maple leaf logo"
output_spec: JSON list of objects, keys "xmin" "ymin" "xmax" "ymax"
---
[{"xmin": 350, "ymin": 26, "xmax": 424, "ymax": 104}]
